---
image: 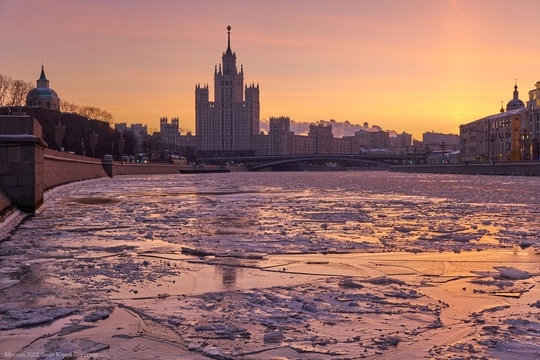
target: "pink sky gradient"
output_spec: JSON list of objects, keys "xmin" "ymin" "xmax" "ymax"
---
[{"xmin": 1, "ymin": 0, "xmax": 538, "ymax": 139}]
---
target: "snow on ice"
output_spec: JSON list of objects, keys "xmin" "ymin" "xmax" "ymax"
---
[{"xmin": 1, "ymin": 172, "xmax": 540, "ymax": 359}]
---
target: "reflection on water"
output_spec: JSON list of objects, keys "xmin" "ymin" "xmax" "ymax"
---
[
  {"xmin": 8, "ymin": 171, "xmax": 540, "ymax": 296},
  {"xmin": 219, "ymin": 265, "xmax": 238, "ymax": 287}
]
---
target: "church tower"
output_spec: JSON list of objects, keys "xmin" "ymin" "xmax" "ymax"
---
[
  {"xmin": 195, "ymin": 26, "xmax": 260, "ymax": 156},
  {"xmin": 26, "ymin": 66, "xmax": 60, "ymax": 110},
  {"xmin": 506, "ymin": 81, "xmax": 525, "ymax": 111}
]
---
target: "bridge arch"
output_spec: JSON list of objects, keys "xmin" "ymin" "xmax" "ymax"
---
[{"xmin": 248, "ymin": 156, "xmax": 391, "ymax": 171}]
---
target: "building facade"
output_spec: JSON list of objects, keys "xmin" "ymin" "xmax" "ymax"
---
[
  {"xmin": 395, "ymin": 132, "xmax": 413, "ymax": 149},
  {"xmin": 268, "ymin": 116, "xmax": 294, "ymax": 155},
  {"xmin": 459, "ymin": 82, "xmax": 535, "ymax": 162},
  {"xmin": 115, "ymin": 122, "xmax": 148, "ymax": 155},
  {"xmin": 159, "ymin": 117, "xmax": 180, "ymax": 152},
  {"xmin": 308, "ymin": 123, "xmax": 334, "ymax": 155},
  {"xmin": 422, "ymin": 132, "xmax": 460, "ymax": 151},
  {"xmin": 195, "ymin": 26, "xmax": 260, "ymax": 156},
  {"xmin": 523, "ymin": 81, "xmax": 540, "ymax": 160}
]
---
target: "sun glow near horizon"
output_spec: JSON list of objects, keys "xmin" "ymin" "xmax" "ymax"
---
[{"xmin": 0, "ymin": 0, "xmax": 538, "ymax": 139}]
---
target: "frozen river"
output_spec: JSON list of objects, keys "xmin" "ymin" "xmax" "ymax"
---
[{"xmin": 1, "ymin": 171, "xmax": 540, "ymax": 359}]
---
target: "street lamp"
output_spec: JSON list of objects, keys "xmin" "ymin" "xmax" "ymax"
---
[
  {"xmin": 521, "ymin": 129, "xmax": 530, "ymax": 160},
  {"xmin": 54, "ymin": 120, "xmax": 65, "ymax": 151},
  {"xmin": 118, "ymin": 133, "xmax": 126, "ymax": 161},
  {"xmin": 89, "ymin": 131, "xmax": 98, "ymax": 158},
  {"xmin": 441, "ymin": 141, "xmax": 446, "ymax": 163},
  {"xmin": 490, "ymin": 134, "xmax": 495, "ymax": 164}
]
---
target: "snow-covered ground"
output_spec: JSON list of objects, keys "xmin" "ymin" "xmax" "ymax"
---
[{"xmin": 1, "ymin": 172, "xmax": 539, "ymax": 359}]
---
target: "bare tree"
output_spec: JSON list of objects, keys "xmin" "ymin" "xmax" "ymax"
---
[
  {"xmin": 0, "ymin": 74, "xmax": 14, "ymax": 106},
  {"xmin": 8, "ymin": 79, "xmax": 33, "ymax": 106},
  {"xmin": 59, "ymin": 100, "xmax": 79, "ymax": 113},
  {"xmin": 76, "ymin": 105, "xmax": 114, "ymax": 124},
  {"xmin": 98, "ymin": 108, "xmax": 113, "ymax": 123},
  {"xmin": 1, "ymin": 72, "xmax": 115, "ymax": 123},
  {"xmin": 59, "ymin": 101, "xmax": 114, "ymax": 124}
]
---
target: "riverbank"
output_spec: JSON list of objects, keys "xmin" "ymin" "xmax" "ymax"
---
[
  {"xmin": 0, "ymin": 113, "xmax": 181, "ymax": 213},
  {"xmin": 390, "ymin": 161, "xmax": 540, "ymax": 176}
]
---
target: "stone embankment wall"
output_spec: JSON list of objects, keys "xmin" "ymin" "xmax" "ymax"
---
[
  {"xmin": 2, "ymin": 147, "xmax": 180, "ymax": 214},
  {"xmin": 112, "ymin": 162, "xmax": 179, "ymax": 176},
  {"xmin": 0, "ymin": 191, "xmax": 12, "ymax": 215},
  {"xmin": 390, "ymin": 163, "xmax": 540, "ymax": 176},
  {"xmin": 0, "ymin": 114, "xmax": 180, "ymax": 214},
  {"xmin": 43, "ymin": 149, "xmax": 108, "ymax": 189},
  {"xmin": 0, "ymin": 115, "xmax": 47, "ymax": 213},
  {"xmin": 42, "ymin": 150, "xmax": 179, "ymax": 190}
]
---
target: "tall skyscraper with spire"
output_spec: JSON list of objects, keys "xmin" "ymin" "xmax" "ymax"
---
[{"xmin": 195, "ymin": 26, "xmax": 260, "ymax": 156}]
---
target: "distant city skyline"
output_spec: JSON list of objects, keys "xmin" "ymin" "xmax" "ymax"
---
[{"xmin": 1, "ymin": 0, "xmax": 538, "ymax": 139}]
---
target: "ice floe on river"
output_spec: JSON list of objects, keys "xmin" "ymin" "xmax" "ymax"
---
[{"xmin": 1, "ymin": 172, "xmax": 540, "ymax": 359}]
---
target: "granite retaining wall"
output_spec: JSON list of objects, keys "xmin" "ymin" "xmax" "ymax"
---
[
  {"xmin": 43, "ymin": 149, "xmax": 108, "ymax": 189},
  {"xmin": 0, "ymin": 113, "xmax": 181, "ymax": 221},
  {"xmin": 0, "ymin": 115, "xmax": 47, "ymax": 213},
  {"xmin": 112, "ymin": 162, "xmax": 180, "ymax": 176},
  {"xmin": 2, "ymin": 148, "xmax": 180, "ymax": 214},
  {"xmin": 0, "ymin": 190, "xmax": 12, "ymax": 215},
  {"xmin": 390, "ymin": 162, "xmax": 540, "ymax": 176}
]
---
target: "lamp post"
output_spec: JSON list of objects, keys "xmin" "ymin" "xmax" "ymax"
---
[
  {"xmin": 424, "ymin": 143, "xmax": 430, "ymax": 164},
  {"xmin": 490, "ymin": 134, "xmax": 495, "ymax": 164},
  {"xmin": 521, "ymin": 129, "xmax": 529, "ymax": 160},
  {"xmin": 89, "ymin": 131, "xmax": 98, "ymax": 158},
  {"xmin": 118, "ymin": 133, "xmax": 126, "ymax": 161},
  {"xmin": 54, "ymin": 120, "xmax": 65, "ymax": 151},
  {"xmin": 441, "ymin": 141, "xmax": 446, "ymax": 163}
]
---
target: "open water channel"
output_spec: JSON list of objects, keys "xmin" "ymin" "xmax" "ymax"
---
[{"xmin": 1, "ymin": 171, "xmax": 540, "ymax": 359}]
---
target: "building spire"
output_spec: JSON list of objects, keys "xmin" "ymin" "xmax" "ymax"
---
[
  {"xmin": 37, "ymin": 65, "xmax": 49, "ymax": 88},
  {"xmin": 505, "ymin": 79, "xmax": 525, "ymax": 111},
  {"xmin": 226, "ymin": 25, "xmax": 232, "ymax": 53},
  {"xmin": 39, "ymin": 65, "xmax": 47, "ymax": 81}
]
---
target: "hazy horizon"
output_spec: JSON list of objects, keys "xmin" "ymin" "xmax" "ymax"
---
[{"xmin": 1, "ymin": 0, "xmax": 538, "ymax": 139}]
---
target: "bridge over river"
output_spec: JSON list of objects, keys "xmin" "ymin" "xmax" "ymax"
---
[{"xmin": 198, "ymin": 154, "xmax": 419, "ymax": 171}]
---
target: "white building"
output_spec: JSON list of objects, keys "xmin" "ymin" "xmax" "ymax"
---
[{"xmin": 422, "ymin": 132, "xmax": 460, "ymax": 151}]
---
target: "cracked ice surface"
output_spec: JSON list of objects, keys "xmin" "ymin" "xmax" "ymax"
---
[{"xmin": 1, "ymin": 171, "xmax": 540, "ymax": 359}]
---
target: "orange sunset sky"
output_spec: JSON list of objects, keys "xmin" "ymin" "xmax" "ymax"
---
[{"xmin": 1, "ymin": 0, "xmax": 538, "ymax": 139}]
